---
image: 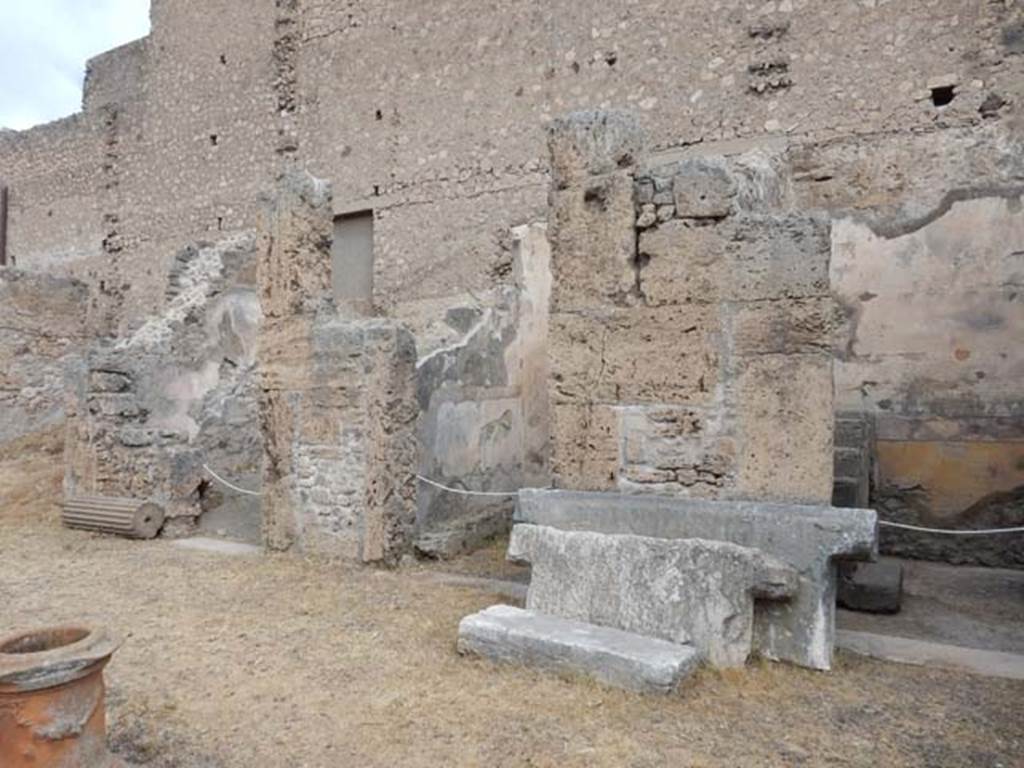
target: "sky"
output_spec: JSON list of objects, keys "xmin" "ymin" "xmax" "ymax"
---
[{"xmin": 0, "ymin": 1, "xmax": 151, "ymax": 130}]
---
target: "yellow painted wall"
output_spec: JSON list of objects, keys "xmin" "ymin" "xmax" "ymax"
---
[{"xmin": 876, "ymin": 440, "xmax": 1024, "ymax": 520}]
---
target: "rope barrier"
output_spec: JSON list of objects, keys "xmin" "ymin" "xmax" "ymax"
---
[
  {"xmin": 415, "ymin": 475, "xmax": 518, "ymax": 498},
  {"xmin": 199, "ymin": 466, "xmax": 1024, "ymax": 536},
  {"xmin": 203, "ymin": 467, "xmax": 521, "ymax": 500},
  {"xmin": 202, "ymin": 464, "xmax": 265, "ymax": 497},
  {"xmin": 878, "ymin": 520, "xmax": 1024, "ymax": 536}
]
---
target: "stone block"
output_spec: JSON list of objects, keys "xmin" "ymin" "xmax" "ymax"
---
[
  {"xmin": 515, "ymin": 489, "xmax": 878, "ymax": 670},
  {"xmin": 546, "ymin": 110, "xmax": 644, "ymax": 188},
  {"xmin": 834, "ymin": 447, "xmax": 869, "ymax": 480},
  {"xmin": 548, "ymin": 174, "xmax": 637, "ymax": 311},
  {"xmin": 733, "ymin": 353, "xmax": 834, "ymax": 505},
  {"xmin": 509, "ymin": 524, "xmax": 798, "ymax": 667},
  {"xmin": 546, "ymin": 111, "xmax": 643, "ymax": 313},
  {"xmin": 549, "ymin": 305, "xmax": 719, "ymax": 405},
  {"xmin": 832, "ymin": 477, "xmax": 868, "ymax": 509},
  {"xmin": 637, "ymin": 214, "xmax": 830, "ymax": 307},
  {"xmin": 835, "ymin": 415, "xmax": 871, "ymax": 448},
  {"xmin": 88, "ymin": 370, "xmax": 133, "ymax": 393},
  {"xmin": 724, "ymin": 215, "xmax": 831, "ymax": 302},
  {"xmin": 544, "ymin": 122, "xmax": 834, "ymax": 511},
  {"xmin": 837, "ymin": 561, "xmax": 903, "ymax": 614},
  {"xmin": 618, "ymin": 405, "xmax": 736, "ymax": 495},
  {"xmin": 637, "ymin": 221, "xmax": 730, "ymax": 305},
  {"xmin": 549, "ymin": 403, "xmax": 619, "ymax": 491},
  {"xmin": 635, "ymin": 179, "xmax": 655, "ymax": 205},
  {"xmin": 730, "ymin": 297, "xmax": 835, "ymax": 356},
  {"xmin": 672, "ymin": 159, "xmax": 736, "ymax": 219},
  {"xmin": 457, "ymin": 604, "xmax": 699, "ymax": 694},
  {"xmin": 257, "ymin": 169, "xmax": 334, "ymax": 320},
  {"xmin": 414, "ymin": 506, "xmax": 512, "ymax": 560}
]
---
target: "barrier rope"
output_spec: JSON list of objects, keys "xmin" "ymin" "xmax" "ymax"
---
[
  {"xmin": 200, "ymin": 467, "xmax": 1024, "ymax": 536},
  {"xmin": 415, "ymin": 475, "xmax": 518, "ymax": 498},
  {"xmin": 878, "ymin": 520, "xmax": 1024, "ymax": 536},
  {"xmin": 202, "ymin": 467, "xmax": 520, "ymax": 499},
  {"xmin": 202, "ymin": 464, "xmax": 265, "ymax": 497}
]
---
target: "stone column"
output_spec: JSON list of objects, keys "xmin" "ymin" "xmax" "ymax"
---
[{"xmin": 257, "ymin": 170, "xmax": 418, "ymax": 562}]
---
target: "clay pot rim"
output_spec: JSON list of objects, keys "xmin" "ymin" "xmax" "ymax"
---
[{"xmin": 0, "ymin": 625, "xmax": 122, "ymax": 693}]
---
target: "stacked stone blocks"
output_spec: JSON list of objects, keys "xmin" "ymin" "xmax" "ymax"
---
[
  {"xmin": 257, "ymin": 170, "xmax": 418, "ymax": 563},
  {"xmin": 547, "ymin": 111, "xmax": 835, "ymax": 505},
  {"xmin": 508, "ymin": 523, "xmax": 799, "ymax": 668},
  {"xmin": 514, "ymin": 489, "xmax": 877, "ymax": 671}
]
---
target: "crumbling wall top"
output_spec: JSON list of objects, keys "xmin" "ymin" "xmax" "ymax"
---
[
  {"xmin": 547, "ymin": 110, "xmax": 644, "ymax": 187},
  {"xmin": 257, "ymin": 169, "xmax": 334, "ymax": 320}
]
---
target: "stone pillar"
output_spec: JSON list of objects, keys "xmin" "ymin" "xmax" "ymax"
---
[
  {"xmin": 257, "ymin": 170, "xmax": 418, "ymax": 562},
  {"xmin": 546, "ymin": 111, "xmax": 835, "ymax": 504},
  {"xmin": 546, "ymin": 111, "xmax": 645, "ymax": 491}
]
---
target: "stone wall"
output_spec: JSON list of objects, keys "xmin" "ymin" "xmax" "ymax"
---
[
  {"xmin": 832, "ymin": 195, "xmax": 1024, "ymax": 566},
  {"xmin": 290, "ymin": 0, "xmax": 1023, "ymax": 341},
  {"xmin": 546, "ymin": 112, "xmax": 834, "ymax": 504},
  {"xmin": 3, "ymin": 0, "xmax": 1022, "ymax": 340},
  {"xmin": 414, "ymin": 224, "xmax": 551, "ymax": 556},
  {"xmin": 1, "ymin": 0, "xmax": 277, "ymax": 336},
  {"xmin": 0, "ymin": 270, "xmax": 89, "ymax": 444},
  {"xmin": 1, "ymin": 0, "xmax": 1023, "ymax": 556},
  {"xmin": 0, "ymin": 118, "xmax": 105, "ymax": 280},
  {"xmin": 257, "ymin": 171, "xmax": 418, "ymax": 563},
  {"xmin": 64, "ymin": 235, "xmax": 263, "ymax": 536}
]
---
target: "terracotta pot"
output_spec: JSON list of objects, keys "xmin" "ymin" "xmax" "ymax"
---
[{"xmin": 0, "ymin": 626, "xmax": 124, "ymax": 768}]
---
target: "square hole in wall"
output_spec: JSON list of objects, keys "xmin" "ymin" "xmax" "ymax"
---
[{"xmin": 331, "ymin": 210, "xmax": 374, "ymax": 305}]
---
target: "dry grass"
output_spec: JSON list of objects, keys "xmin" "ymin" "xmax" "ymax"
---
[{"xmin": 1, "ymin": 431, "xmax": 1022, "ymax": 768}]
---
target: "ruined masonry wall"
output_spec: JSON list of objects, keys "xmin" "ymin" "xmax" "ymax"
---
[
  {"xmin": 4, "ymin": 1, "xmax": 1020, "ymax": 340},
  {"xmin": 0, "ymin": 270, "xmax": 89, "ymax": 444},
  {"xmin": 297, "ymin": 0, "xmax": 1023, "ymax": 339},
  {"xmin": 0, "ymin": 118, "xmax": 105, "ymax": 280},
  {"xmin": 257, "ymin": 171, "xmax": 418, "ymax": 563},
  {"xmin": 832, "ymin": 196, "xmax": 1024, "ymax": 566},
  {"xmin": 1, "ymin": 0, "xmax": 277, "ymax": 336},
  {"xmin": 414, "ymin": 223, "xmax": 552, "ymax": 557},
  {"xmin": 0, "ymin": 0, "xmax": 1021, "ymax": 555},
  {"xmin": 63, "ymin": 235, "xmax": 263, "ymax": 534},
  {"xmin": 546, "ymin": 112, "xmax": 834, "ymax": 504}
]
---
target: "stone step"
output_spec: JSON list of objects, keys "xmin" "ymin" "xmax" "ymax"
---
[
  {"xmin": 837, "ymin": 561, "xmax": 903, "ymax": 614},
  {"xmin": 414, "ymin": 507, "xmax": 511, "ymax": 559},
  {"xmin": 508, "ymin": 524, "xmax": 798, "ymax": 668},
  {"xmin": 834, "ymin": 417, "xmax": 869, "ymax": 447},
  {"xmin": 457, "ymin": 604, "xmax": 700, "ymax": 695},
  {"xmin": 834, "ymin": 446, "xmax": 869, "ymax": 479},
  {"xmin": 832, "ymin": 476, "xmax": 869, "ymax": 509}
]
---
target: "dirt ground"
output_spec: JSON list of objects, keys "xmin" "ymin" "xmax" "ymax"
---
[{"xmin": 1, "ymin": 432, "xmax": 1022, "ymax": 768}]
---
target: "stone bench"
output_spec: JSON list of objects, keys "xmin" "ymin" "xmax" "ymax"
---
[
  {"xmin": 457, "ymin": 605, "xmax": 700, "ymax": 694},
  {"xmin": 515, "ymin": 489, "xmax": 877, "ymax": 670},
  {"xmin": 508, "ymin": 524, "xmax": 798, "ymax": 668}
]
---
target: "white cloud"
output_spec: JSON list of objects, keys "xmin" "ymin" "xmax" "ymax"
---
[{"xmin": 0, "ymin": 1, "xmax": 151, "ymax": 130}]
